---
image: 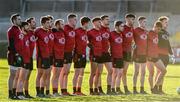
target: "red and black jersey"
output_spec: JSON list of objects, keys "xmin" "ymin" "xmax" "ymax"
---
[
  {"xmin": 147, "ymin": 30, "xmax": 159, "ymax": 58},
  {"xmin": 35, "ymin": 27, "xmax": 50, "ymax": 58},
  {"xmin": 28, "ymin": 30, "xmax": 36, "ymax": 57},
  {"xmin": 158, "ymin": 29, "xmax": 173, "ymax": 55},
  {"xmin": 87, "ymin": 28, "xmax": 102, "ymax": 57},
  {"xmin": 110, "ymin": 31, "xmax": 123, "ymax": 58},
  {"xmin": 75, "ymin": 27, "xmax": 88, "ymax": 55},
  {"xmin": 7, "ymin": 25, "xmax": 21, "ymax": 52},
  {"xmin": 122, "ymin": 25, "xmax": 134, "ymax": 52},
  {"xmin": 48, "ymin": 29, "xmax": 54, "ymax": 56},
  {"xmin": 100, "ymin": 26, "xmax": 110, "ymax": 53},
  {"xmin": 52, "ymin": 28, "xmax": 65, "ymax": 59},
  {"xmin": 64, "ymin": 24, "xmax": 75, "ymax": 52},
  {"xmin": 21, "ymin": 34, "xmax": 31, "ymax": 63},
  {"xmin": 133, "ymin": 27, "xmax": 148, "ymax": 56}
]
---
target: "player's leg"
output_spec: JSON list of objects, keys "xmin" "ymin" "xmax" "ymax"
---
[
  {"xmin": 104, "ymin": 62, "xmax": 112, "ymax": 94},
  {"xmin": 40, "ymin": 69, "xmax": 48, "ymax": 97},
  {"xmin": 59, "ymin": 67, "xmax": 65, "ymax": 94},
  {"xmin": 159, "ymin": 55, "xmax": 169, "ymax": 94},
  {"xmin": 36, "ymin": 57, "xmax": 43, "ymax": 96},
  {"xmin": 147, "ymin": 61, "xmax": 155, "ymax": 93},
  {"xmin": 140, "ymin": 63, "xmax": 147, "ymax": 94},
  {"xmin": 133, "ymin": 63, "xmax": 140, "ymax": 94},
  {"xmin": 36, "ymin": 68, "xmax": 43, "ymax": 96},
  {"xmin": 39, "ymin": 58, "xmax": 51, "ymax": 97},
  {"xmin": 116, "ymin": 68, "xmax": 124, "ymax": 95},
  {"xmin": 8, "ymin": 66, "xmax": 18, "ymax": 99},
  {"xmin": 13, "ymin": 68, "xmax": 20, "ymax": 97},
  {"xmin": 97, "ymin": 64, "xmax": 104, "ymax": 95},
  {"xmin": 24, "ymin": 70, "xmax": 33, "ymax": 98},
  {"xmin": 75, "ymin": 56, "xmax": 87, "ymax": 96},
  {"xmin": 16, "ymin": 68, "xmax": 28, "ymax": 99},
  {"xmin": 45, "ymin": 56, "xmax": 53, "ymax": 96},
  {"xmin": 95, "ymin": 63, "xmax": 103, "ymax": 95},
  {"xmin": 89, "ymin": 62, "xmax": 97, "ymax": 95},
  {"xmin": 45, "ymin": 67, "xmax": 52, "ymax": 96},
  {"xmin": 61, "ymin": 63, "xmax": 71, "ymax": 95},
  {"xmin": 111, "ymin": 68, "xmax": 117, "ymax": 95},
  {"xmin": 122, "ymin": 61, "xmax": 131, "ymax": 94},
  {"xmin": 73, "ymin": 68, "xmax": 80, "ymax": 94},
  {"xmin": 51, "ymin": 67, "xmax": 59, "ymax": 96},
  {"xmin": 24, "ymin": 58, "xmax": 33, "ymax": 98},
  {"xmin": 153, "ymin": 60, "xmax": 167, "ymax": 94}
]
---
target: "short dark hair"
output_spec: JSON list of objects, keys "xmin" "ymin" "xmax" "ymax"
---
[
  {"xmin": 92, "ymin": 17, "xmax": 101, "ymax": 23},
  {"xmin": 114, "ymin": 21, "xmax": 123, "ymax": 27},
  {"xmin": 40, "ymin": 16, "xmax": 49, "ymax": 24},
  {"xmin": 80, "ymin": 16, "xmax": 90, "ymax": 25},
  {"xmin": 20, "ymin": 22, "xmax": 29, "ymax": 29},
  {"xmin": 158, "ymin": 16, "xmax": 169, "ymax": 22},
  {"xmin": 54, "ymin": 19, "xmax": 64, "ymax": 26},
  {"xmin": 10, "ymin": 13, "xmax": 20, "ymax": 24},
  {"xmin": 154, "ymin": 21, "xmax": 163, "ymax": 28},
  {"xmin": 67, "ymin": 13, "xmax": 77, "ymax": 19},
  {"xmin": 138, "ymin": 16, "xmax": 146, "ymax": 21},
  {"xmin": 46, "ymin": 15, "xmax": 54, "ymax": 20},
  {"xmin": 100, "ymin": 15, "xmax": 109, "ymax": 20},
  {"xmin": 26, "ymin": 17, "xmax": 35, "ymax": 23},
  {"xmin": 125, "ymin": 14, "xmax": 136, "ymax": 18}
]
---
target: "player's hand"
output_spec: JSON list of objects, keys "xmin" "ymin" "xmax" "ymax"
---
[{"xmin": 170, "ymin": 55, "xmax": 176, "ymax": 64}]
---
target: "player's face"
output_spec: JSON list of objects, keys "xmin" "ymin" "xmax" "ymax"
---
[
  {"xmin": 84, "ymin": 22, "xmax": 90, "ymax": 29},
  {"xmin": 30, "ymin": 19, "xmax": 36, "ymax": 29},
  {"xmin": 59, "ymin": 21, "xmax": 64, "ymax": 29},
  {"xmin": 94, "ymin": 20, "xmax": 101, "ymax": 29},
  {"xmin": 102, "ymin": 17, "xmax": 110, "ymax": 26},
  {"xmin": 49, "ymin": 19, "xmax": 53, "ymax": 28},
  {"xmin": 154, "ymin": 26, "xmax": 162, "ymax": 33},
  {"xmin": 140, "ymin": 19, "xmax": 147, "ymax": 28},
  {"xmin": 118, "ymin": 23, "xmax": 124, "ymax": 32},
  {"xmin": 24, "ymin": 24, "xmax": 30, "ymax": 32},
  {"xmin": 15, "ymin": 16, "xmax": 22, "ymax": 26},
  {"xmin": 69, "ymin": 17, "xmax": 77, "ymax": 27},
  {"xmin": 161, "ymin": 19, "xmax": 168, "ymax": 29},
  {"xmin": 126, "ymin": 17, "xmax": 135, "ymax": 26},
  {"xmin": 43, "ymin": 20, "xmax": 50, "ymax": 29}
]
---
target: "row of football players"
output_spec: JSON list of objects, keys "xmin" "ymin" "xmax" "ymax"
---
[{"xmin": 7, "ymin": 13, "xmax": 174, "ymax": 99}]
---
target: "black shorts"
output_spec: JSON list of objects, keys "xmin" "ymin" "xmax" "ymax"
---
[
  {"xmin": 53, "ymin": 59, "xmax": 64, "ymax": 67},
  {"xmin": 112, "ymin": 58, "xmax": 124, "ymax": 69},
  {"xmin": 64, "ymin": 52, "xmax": 73, "ymax": 64},
  {"xmin": 101, "ymin": 52, "xmax": 111, "ymax": 63},
  {"xmin": 147, "ymin": 57, "xmax": 159, "ymax": 63},
  {"xmin": 50, "ymin": 56, "xmax": 54, "ymax": 66},
  {"xmin": 91, "ymin": 55, "xmax": 103, "ymax": 64},
  {"xmin": 22, "ymin": 63, "xmax": 31, "ymax": 70},
  {"xmin": 7, "ymin": 51, "xmax": 23, "ymax": 67},
  {"xmin": 29, "ymin": 57, "xmax": 33, "ymax": 70},
  {"xmin": 123, "ymin": 52, "xmax": 132, "ymax": 62},
  {"xmin": 133, "ymin": 55, "xmax": 147, "ymax": 63},
  {"xmin": 73, "ymin": 53, "xmax": 86, "ymax": 68},
  {"xmin": 37, "ymin": 57, "xmax": 50, "ymax": 69},
  {"xmin": 159, "ymin": 54, "xmax": 169, "ymax": 67}
]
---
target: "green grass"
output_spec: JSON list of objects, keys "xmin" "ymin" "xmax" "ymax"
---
[{"xmin": 0, "ymin": 59, "xmax": 180, "ymax": 102}]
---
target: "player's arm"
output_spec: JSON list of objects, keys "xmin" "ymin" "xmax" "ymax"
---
[
  {"xmin": 87, "ymin": 31, "xmax": 93, "ymax": 49},
  {"xmin": 8, "ymin": 30, "xmax": 16, "ymax": 52}
]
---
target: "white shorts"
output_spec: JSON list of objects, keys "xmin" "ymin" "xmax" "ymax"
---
[{"xmin": 10, "ymin": 65, "xmax": 20, "ymax": 71}]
